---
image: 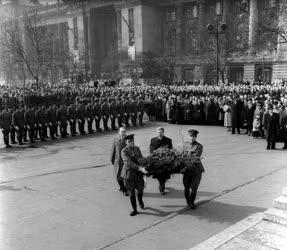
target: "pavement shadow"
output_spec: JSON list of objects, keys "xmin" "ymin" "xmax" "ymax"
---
[
  {"xmin": 144, "ymin": 187, "xmax": 217, "ymax": 200},
  {"xmin": 139, "ymin": 206, "xmax": 179, "ymax": 217},
  {"xmin": 181, "ymin": 200, "xmax": 266, "ymax": 224}
]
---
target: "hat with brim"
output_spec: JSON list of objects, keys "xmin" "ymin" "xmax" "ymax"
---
[{"xmin": 188, "ymin": 129, "xmax": 199, "ymax": 136}]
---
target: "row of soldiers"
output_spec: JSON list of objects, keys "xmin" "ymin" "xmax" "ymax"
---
[{"xmin": 0, "ymin": 97, "xmax": 146, "ymax": 148}]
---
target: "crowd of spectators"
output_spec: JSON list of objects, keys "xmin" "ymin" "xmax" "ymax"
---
[{"xmin": 0, "ymin": 81, "xmax": 287, "ymax": 149}]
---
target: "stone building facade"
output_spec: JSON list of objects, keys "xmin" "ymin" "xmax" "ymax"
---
[{"xmin": 1, "ymin": 0, "xmax": 287, "ymax": 84}]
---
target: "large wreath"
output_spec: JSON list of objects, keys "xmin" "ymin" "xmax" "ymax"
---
[{"xmin": 139, "ymin": 148, "xmax": 201, "ymax": 175}]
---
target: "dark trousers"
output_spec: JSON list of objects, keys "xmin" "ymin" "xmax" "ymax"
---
[
  {"xmin": 48, "ymin": 124, "xmax": 55, "ymax": 138},
  {"xmin": 10, "ymin": 126, "xmax": 16, "ymax": 143},
  {"xmin": 117, "ymin": 115, "xmax": 122, "ymax": 128},
  {"xmin": 39, "ymin": 124, "xmax": 47, "ymax": 141},
  {"xmin": 60, "ymin": 122, "xmax": 67, "ymax": 137},
  {"xmin": 103, "ymin": 116, "xmax": 109, "ymax": 131},
  {"xmin": 131, "ymin": 113, "xmax": 137, "ymax": 126},
  {"xmin": 78, "ymin": 119, "xmax": 85, "ymax": 135},
  {"xmin": 110, "ymin": 116, "xmax": 116, "ymax": 130},
  {"xmin": 124, "ymin": 114, "xmax": 130, "ymax": 127},
  {"xmin": 23, "ymin": 126, "xmax": 28, "ymax": 141},
  {"xmin": 87, "ymin": 118, "xmax": 93, "ymax": 134},
  {"xmin": 2, "ymin": 129, "xmax": 10, "ymax": 146},
  {"xmin": 157, "ymin": 176, "xmax": 168, "ymax": 192},
  {"xmin": 232, "ymin": 125, "xmax": 240, "ymax": 134},
  {"xmin": 126, "ymin": 178, "xmax": 144, "ymax": 211},
  {"xmin": 69, "ymin": 120, "xmax": 76, "ymax": 135},
  {"xmin": 267, "ymin": 140, "xmax": 276, "ymax": 149},
  {"xmin": 16, "ymin": 126, "xmax": 24, "ymax": 144},
  {"xmin": 95, "ymin": 117, "xmax": 101, "ymax": 132},
  {"xmin": 27, "ymin": 126, "xmax": 35, "ymax": 142},
  {"xmin": 138, "ymin": 112, "xmax": 144, "ymax": 125},
  {"xmin": 183, "ymin": 172, "xmax": 202, "ymax": 205}
]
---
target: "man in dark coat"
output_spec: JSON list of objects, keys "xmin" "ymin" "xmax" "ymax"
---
[
  {"xmin": 12, "ymin": 105, "xmax": 25, "ymax": 145},
  {"xmin": 182, "ymin": 129, "xmax": 205, "ymax": 209},
  {"xmin": 0, "ymin": 105, "xmax": 12, "ymax": 148},
  {"xmin": 24, "ymin": 105, "xmax": 36, "ymax": 143},
  {"xmin": 263, "ymin": 104, "xmax": 280, "ymax": 150},
  {"xmin": 241, "ymin": 99, "xmax": 255, "ymax": 136},
  {"xmin": 149, "ymin": 127, "xmax": 173, "ymax": 195},
  {"xmin": 111, "ymin": 127, "xmax": 128, "ymax": 196},
  {"xmin": 280, "ymin": 103, "xmax": 287, "ymax": 149},
  {"xmin": 231, "ymin": 95, "xmax": 244, "ymax": 134},
  {"xmin": 121, "ymin": 134, "xmax": 148, "ymax": 216}
]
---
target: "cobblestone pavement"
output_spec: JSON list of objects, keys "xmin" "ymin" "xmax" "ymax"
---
[{"xmin": 0, "ymin": 122, "xmax": 286, "ymax": 250}]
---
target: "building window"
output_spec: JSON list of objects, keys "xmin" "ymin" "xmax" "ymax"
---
[
  {"xmin": 166, "ymin": 29, "xmax": 176, "ymax": 53},
  {"xmin": 128, "ymin": 8, "xmax": 134, "ymax": 45},
  {"xmin": 186, "ymin": 3, "xmax": 198, "ymax": 19},
  {"xmin": 166, "ymin": 9, "xmax": 176, "ymax": 22},
  {"xmin": 73, "ymin": 17, "xmax": 78, "ymax": 49},
  {"xmin": 215, "ymin": 0, "xmax": 223, "ymax": 16}
]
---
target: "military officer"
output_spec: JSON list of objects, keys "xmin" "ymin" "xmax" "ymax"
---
[
  {"xmin": 24, "ymin": 105, "xmax": 36, "ymax": 143},
  {"xmin": 109, "ymin": 99, "xmax": 117, "ymax": 130},
  {"xmin": 137, "ymin": 98, "xmax": 145, "ymax": 125},
  {"xmin": 123, "ymin": 98, "xmax": 130, "ymax": 127},
  {"xmin": 116, "ymin": 98, "xmax": 123, "ymax": 128},
  {"xmin": 182, "ymin": 129, "xmax": 205, "ymax": 209},
  {"xmin": 12, "ymin": 104, "xmax": 25, "ymax": 145},
  {"xmin": 36, "ymin": 105, "xmax": 47, "ymax": 141},
  {"xmin": 77, "ymin": 100, "xmax": 86, "ymax": 135},
  {"xmin": 121, "ymin": 134, "xmax": 148, "ymax": 216},
  {"xmin": 85, "ymin": 99, "xmax": 95, "ymax": 134},
  {"xmin": 67, "ymin": 102, "xmax": 77, "ymax": 136},
  {"xmin": 101, "ymin": 99, "xmax": 110, "ymax": 131},
  {"xmin": 94, "ymin": 98, "xmax": 102, "ymax": 132},
  {"xmin": 57, "ymin": 103, "xmax": 68, "ymax": 138},
  {"xmin": 46, "ymin": 104, "xmax": 57, "ymax": 139},
  {"xmin": 130, "ymin": 98, "xmax": 137, "ymax": 127},
  {"xmin": 0, "ymin": 105, "xmax": 12, "ymax": 148},
  {"xmin": 10, "ymin": 106, "xmax": 16, "ymax": 144}
]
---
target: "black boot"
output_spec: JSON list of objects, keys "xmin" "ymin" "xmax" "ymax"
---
[
  {"xmin": 130, "ymin": 196, "xmax": 138, "ymax": 216},
  {"xmin": 138, "ymin": 193, "xmax": 144, "ymax": 209},
  {"xmin": 189, "ymin": 193, "xmax": 197, "ymax": 209}
]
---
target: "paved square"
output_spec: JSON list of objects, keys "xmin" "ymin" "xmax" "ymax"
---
[{"xmin": 0, "ymin": 122, "xmax": 286, "ymax": 250}]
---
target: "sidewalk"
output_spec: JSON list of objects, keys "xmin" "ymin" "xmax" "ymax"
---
[{"xmin": 191, "ymin": 187, "xmax": 287, "ymax": 250}]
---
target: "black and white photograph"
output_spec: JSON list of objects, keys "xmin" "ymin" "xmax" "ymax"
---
[{"xmin": 0, "ymin": 0, "xmax": 287, "ymax": 249}]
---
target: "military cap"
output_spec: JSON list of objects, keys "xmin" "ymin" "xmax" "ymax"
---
[
  {"xmin": 188, "ymin": 129, "xmax": 199, "ymax": 136},
  {"xmin": 124, "ymin": 134, "xmax": 135, "ymax": 140}
]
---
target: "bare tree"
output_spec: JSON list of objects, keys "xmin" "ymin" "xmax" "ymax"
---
[{"xmin": 0, "ymin": 6, "xmax": 69, "ymax": 89}]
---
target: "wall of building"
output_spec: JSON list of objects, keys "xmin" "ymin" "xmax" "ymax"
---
[{"xmin": 141, "ymin": 5, "xmax": 162, "ymax": 53}]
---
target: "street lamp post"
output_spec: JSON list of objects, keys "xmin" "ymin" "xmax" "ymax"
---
[{"xmin": 207, "ymin": 20, "xmax": 228, "ymax": 85}]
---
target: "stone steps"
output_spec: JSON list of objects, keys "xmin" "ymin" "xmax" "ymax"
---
[
  {"xmin": 264, "ymin": 187, "xmax": 287, "ymax": 225},
  {"xmin": 263, "ymin": 208, "xmax": 287, "ymax": 226},
  {"xmin": 273, "ymin": 196, "xmax": 287, "ymax": 210}
]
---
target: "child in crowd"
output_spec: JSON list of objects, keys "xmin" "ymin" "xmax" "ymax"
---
[{"xmin": 252, "ymin": 115, "xmax": 261, "ymax": 138}]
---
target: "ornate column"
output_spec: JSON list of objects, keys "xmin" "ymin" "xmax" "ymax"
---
[{"xmin": 248, "ymin": 0, "xmax": 258, "ymax": 53}]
